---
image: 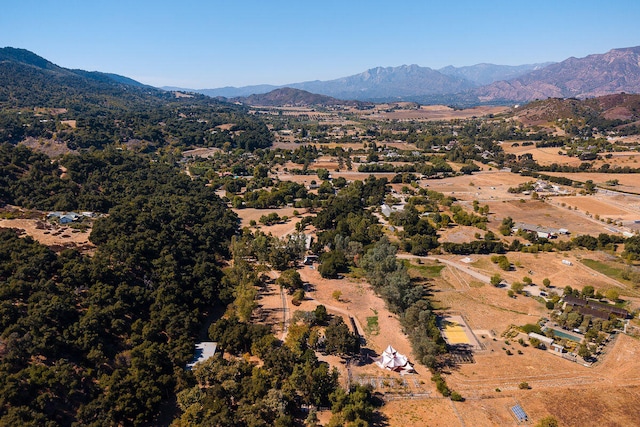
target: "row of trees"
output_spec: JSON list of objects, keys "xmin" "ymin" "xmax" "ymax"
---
[{"xmin": 360, "ymin": 238, "xmax": 446, "ymax": 369}]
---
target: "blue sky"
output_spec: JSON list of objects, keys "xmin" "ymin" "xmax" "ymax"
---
[{"xmin": 2, "ymin": 0, "xmax": 639, "ymax": 88}]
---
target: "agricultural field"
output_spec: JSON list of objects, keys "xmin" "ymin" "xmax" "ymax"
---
[{"xmin": 222, "ymin": 126, "xmax": 640, "ymax": 426}]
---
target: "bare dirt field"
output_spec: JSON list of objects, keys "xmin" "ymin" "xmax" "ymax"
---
[
  {"xmin": 545, "ymin": 171, "xmax": 640, "ymax": 193},
  {"xmin": 486, "ymin": 199, "xmax": 615, "ymax": 237},
  {"xmin": 418, "ymin": 171, "xmax": 534, "ymax": 202},
  {"xmin": 553, "ymin": 194, "xmax": 640, "ymax": 224},
  {"xmin": 253, "ymin": 247, "xmax": 640, "ymax": 426},
  {"xmin": 234, "ymin": 207, "xmax": 308, "ymax": 233},
  {"xmin": 446, "ymin": 333, "xmax": 640, "ymax": 427},
  {"xmin": 359, "ymin": 105, "xmax": 510, "ymax": 122},
  {"xmin": 0, "ymin": 218, "xmax": 94, "ymax": 252}
]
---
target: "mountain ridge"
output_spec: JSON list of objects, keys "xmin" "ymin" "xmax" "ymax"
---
[
  {"xmin": 168, "ymin": 46, "xmax": 640, "ymax": 105},
  {"xmin": 473, "ymin": 46, "xmax": 640, "ymax": 103},
  {"xmin": 230, "ymin": 87, "xmax": 371, "ymax": 107},
  {"xmin": 0, "ymin": 47, "xmax": 150, "ymax": 90},
  {"xmin": 176, "ymin": 62, "xmax": 547, "ymax": 100}
]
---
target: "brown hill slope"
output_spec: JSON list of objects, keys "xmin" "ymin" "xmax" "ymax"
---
[
  {"xmin": 474, "ymin": 46, "xmax": 640, "ymax": 103},
  {"xmin": 232, "ymin": 87, "xmax": 370, "ymax": 107},
  {"xmin": 512, "ymin": 93, "xmax": 640, "ymax": 127}
]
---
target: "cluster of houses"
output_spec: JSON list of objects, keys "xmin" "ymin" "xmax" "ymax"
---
[{"xmin": 46, "ymin": 211, "xmax": 95, "ymax": 224}]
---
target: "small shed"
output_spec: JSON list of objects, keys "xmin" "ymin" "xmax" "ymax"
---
[{"xmin": 551, "ymin": 343, "xmax": 564, "ymax": 353}]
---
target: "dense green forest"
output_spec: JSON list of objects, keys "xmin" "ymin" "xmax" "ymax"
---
[{"xmin": 0, "ymin": 144, "xmax": 240, "ymax": 425}]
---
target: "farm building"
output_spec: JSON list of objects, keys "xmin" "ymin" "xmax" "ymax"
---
[
  {"xmin": 513, "ymin": 222, "xmax": 564, "ymax": 239},
  {"xmin": 528, "ymin": 332, "xmax": 554, "ymax": 347},
  {"xmin": 563, "ymin": 294, "xmax": 587, "ymax": 307},
  {"xmin": 563, "ymin": 295, "xmax": 629, "ymax": 319},
  {"xmin": 48, "ymin": 211, "xmax": 81, "ymax": 224},
  {"xmin": 380, "ymin": 203, "xmax": 404, "ymax": 218}
]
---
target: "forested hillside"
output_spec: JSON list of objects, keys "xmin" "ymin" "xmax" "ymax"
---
[
  {"xmin": 0, "ymin": 48, "xmax": 272, "ymax": 151},
  {"xmin": 0, "ymin": 144, "xmax": 240, "ymax": 425}
]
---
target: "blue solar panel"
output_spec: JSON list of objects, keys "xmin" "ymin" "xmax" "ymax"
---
[{"xmin": 511, "ymin": 405, "xmax": 528, "ymax": 422}]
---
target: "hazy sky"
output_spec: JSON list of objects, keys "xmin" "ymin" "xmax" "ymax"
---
[{"xmin": 2, "ymin": 0, "xmax": 639, "ymax": 88}]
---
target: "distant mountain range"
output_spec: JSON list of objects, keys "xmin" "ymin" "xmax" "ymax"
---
[
  {"xmin": 473, "ymin": 46, "xmax": 640, "ymax": 103},
  {"xmin": 4, "ymin": 45, "xmax": 640, "ymax": 108},
  {"xmin": 170, "ymin": 62, "xmax": 548, "ymax": 102},
  {"xmin": 166, "ymin": 46, "xmax": 640, "ymax": 106}
]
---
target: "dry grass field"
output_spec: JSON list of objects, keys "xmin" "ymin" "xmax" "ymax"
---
[
  {"xmin": 356, "ymin": 105, "xmax": 510, "ymax": 122},
  {"xmin": 487, "ymin": 198, "xmax": 619, "ymax": 236},
  {"xmin": 545, "ymin": 171, "xmax": 640, "ymax": 193},
  {"xmin": 236, "ymin": 145, "xmax": 640, "ymax": 426},
  {"xmin": 419, "ymin": 170, "xmax": 536, "ymax": 201},
  {"xmin": 384, "ymin": 254, "xmax": 640, "ymax": 426},
  {"xmin": 255, "ymin": 250, "xmax": 640, "ymax": 426},
  {"xmin": 502, "ymin": 141, "xmax": 640, "ymax": 171},
  {"xmin": 0, "ymin": 218, "xmax": 94, "ymax": 252}
]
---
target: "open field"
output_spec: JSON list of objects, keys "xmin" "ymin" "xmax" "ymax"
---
[
  {"xmin": 502, "ymin": 142, "xmax": 640, "ymax": 170},
  {"xmin": 502, "ymin": 143, "xmax": 583, "ymax": 167},
  {"xmin": 357, "ymin": 105, "xmax": 511, "ymax": 122},
  {"xmin": 414, "ymin": 170, "xmax": 535, "ymax": 201},
  {"xmin": 545, "ymin": 171, "xmax": 640, "ymax": 194},
  {"xmin": 0, "ymin": 218, "xmax": 94, "ymax": 252},
  {"xmin": 254, "ymin": 247, "xmax": 640, "ymax": 426},
  {"xmin": 242, "ymin": 141, "xmax": 640, "ymax": 426},
  {"xmin": 487, "ymin": 198, "xmax": 621, "ymax": 237},
  {"xmin": 233, "ymin": 207, "xmax": 311, "ymax": 233}
]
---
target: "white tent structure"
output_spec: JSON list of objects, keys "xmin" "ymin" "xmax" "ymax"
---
[{"xmin": 373, "ymin": 345, "xmax": 415, "ymax": 374}]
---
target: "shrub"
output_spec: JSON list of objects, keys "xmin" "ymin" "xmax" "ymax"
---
[
  {"xmin": 450, "ymin": 391, "xmax": 464, "ymax": 401},
  {"xmin": 521, "ymin": 323, "xmax": 542, "ymax": 334},
  {"xmin": 292, "ymin": 289, "xmax": 305, "ymax": 306}
]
